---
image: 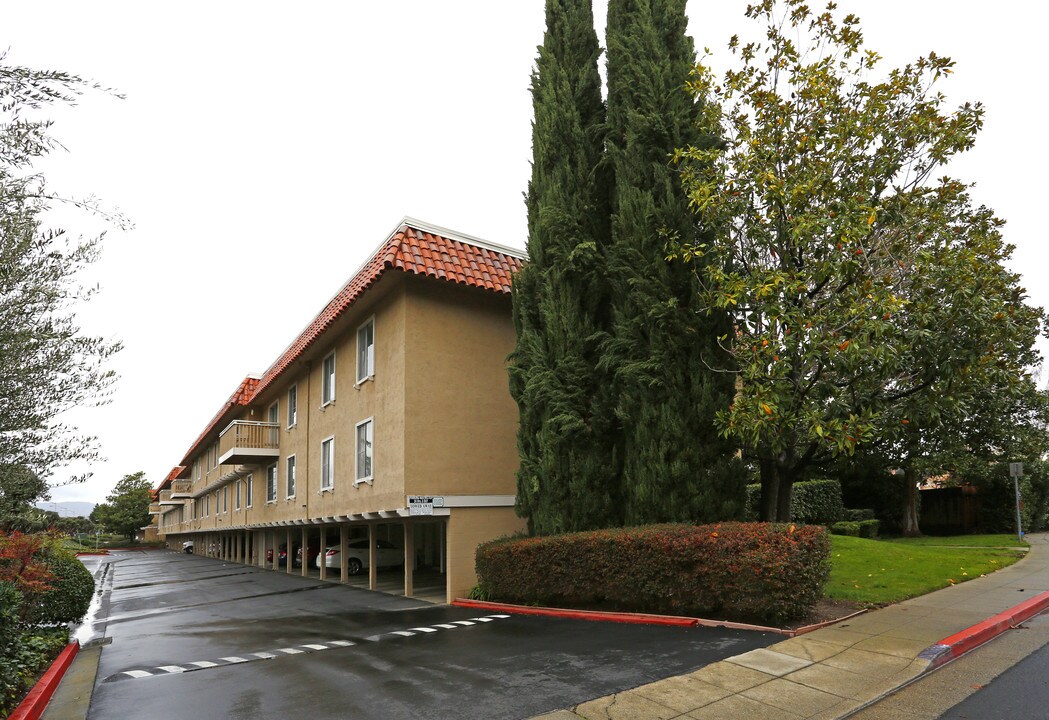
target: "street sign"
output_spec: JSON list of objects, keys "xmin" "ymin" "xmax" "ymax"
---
[
  {"xmin": 407, "ymin": 496, "xmax": 443, "ymax": 516},
  {"xmin": 1009, "ymin": 462, "xmax": 1024, "ymax": 478}
]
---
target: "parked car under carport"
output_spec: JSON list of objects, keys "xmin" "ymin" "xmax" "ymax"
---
[{"xmin": 316, "ymin": 539, "xmax": 402, "ymax": 575}]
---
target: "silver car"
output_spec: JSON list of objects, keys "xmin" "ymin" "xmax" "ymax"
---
[{"xmin": 315, "ymin": 538, "xmax": 403, "ymax": 575}]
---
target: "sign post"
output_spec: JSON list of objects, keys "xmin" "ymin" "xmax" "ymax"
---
[{"xmin": 1009, "ymin": 462, "xmax": 1024, "ymax": 542}]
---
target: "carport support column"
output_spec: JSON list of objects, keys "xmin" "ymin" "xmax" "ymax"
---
[
  {"xmin": 300, "ymin": 527, "xmax": 308, "ymax": 577},
  {"xmin": 403, "ymin": 521, "xmax": 414, "ymax": 598},
  {"xmin": 368, "ymin": 524, "xmax": 377, "ymax": 591},
  {"xmin": 339, "ymin": 525, "xmax": 348, "ymax": 582},
  {"xmin": 318, "ymin": 527, "xmax": 327, "ymax": 580},
  {"xmin": 258, "ymin": 531, "xmax": 267, "ymax": 569},
  {"xmin": 285, "ymin": 529, "xmax": 293, "ymax": 574}
]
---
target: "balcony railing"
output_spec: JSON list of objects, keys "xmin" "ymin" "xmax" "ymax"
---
[
  {"xmin": 159, "ymin": 489, "xmax": 179, "ymax": 505},
  {"xmin": 170, "ymin": 479, "xmax": 192, "ymax": 498},
  {"xmin": 218, "ymin": 420, "xmax": 280, "ymax": 466}
]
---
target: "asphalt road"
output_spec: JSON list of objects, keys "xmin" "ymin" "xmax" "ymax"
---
[{"xmin": 81, "ymin": 549, "xmax": 776, "ymax": 720}]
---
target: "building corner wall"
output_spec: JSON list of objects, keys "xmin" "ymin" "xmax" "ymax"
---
[{"xmin": 445, "ymin": 506, "xmax": 527, "ymax": 603}]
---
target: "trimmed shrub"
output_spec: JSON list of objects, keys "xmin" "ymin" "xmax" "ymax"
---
[
  {"xmin": 830, "ymin": 521, "xmax": 861, "ymax": 536},
  {"xmin": 844, "ymin": 508, "xmax": 876, "ymax": 521},
  {"xmin": 857, "ymin": 519, "xmax": 880, "ymax": 539},
  {"xmin": 27, "ymin": 544, "xmax": 94, "ymax": 625},
  {"xmin": 475, "ymin": 523, "xmax": 830, "ymax": 624},
  {"xmin": 745, "ymin": 479, "xmax": 844, "ymax": 525}
]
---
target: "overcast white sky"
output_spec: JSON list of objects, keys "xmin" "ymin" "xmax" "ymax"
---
[{"xmin": 4, "ymin": 1, "xmax": 1046, "ymax": 505}]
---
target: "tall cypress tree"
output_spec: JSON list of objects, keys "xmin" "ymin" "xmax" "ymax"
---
[
  {"xmin": 603, "ymin": 0, "xmax": 744, "ymax": 523},
  {"xmin": 509, "ymin": 0, "xmax": 620, "ymax": 534}
]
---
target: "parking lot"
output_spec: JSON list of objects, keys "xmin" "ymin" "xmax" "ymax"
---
[{"xmin": 80, "ymin": 549, "xmax": 776, "ymax": 720}]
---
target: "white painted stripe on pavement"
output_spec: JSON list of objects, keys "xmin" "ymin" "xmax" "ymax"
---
[
  {"xmin": 278, "ymin": 647, "xmax": 304, "ymax": 654},
  {"xmin": 220, "ymin": 656, "xmax": 249, "ymax": 663},
  {"xmin": 301, "ymin": 644, "xmax": 328, "ymax": 650},
  {"xmin": 451, "ymin": 621, "xmax": 476, "ymax": 626},
  {"xmin": 189, "ymin": 661, "xmax": 219, "ymax": 668},
  {"xmin": 253, "ymin": 652, "xmax": 277, "ymax": 659},
  {"xmin": 489, "ymin": 614, "xmax": 511, "ymax": 619},
  {"xmin": 433, "ymin": 624, "xmax": 458, "ymax": 629},
  {"xmin": 409, "ymin": 627, "xmax": 439, "ymax": 633},
  {"xmin": 122, "ymin": 670, "xmax": 153, "ymax": 678},
  {"xmin": 391, "ymin": 631, "xmax": 415, "ymax": 637},
  {"xmin": 329, "ymin": 640, "xmax": 355, "ymax": 646},
  {"xmin": 156, "ymin": 665, "xmax": 185, "ymax": 673},
  {"xmin": 472, "ymin": 617, "xmax": 494, "ymax": 622}
]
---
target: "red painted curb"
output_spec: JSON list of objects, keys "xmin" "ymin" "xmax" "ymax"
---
[
  {"xmin": 9, "ymin": 641, "xmax": 80, "ymax": 720},
  {"xmin": 452, "ymin": 598, "xmax": 699, "ymax": 627},
  {"xmin": 927, "ymin": 589, "xmax": 1049, "ymax": 667}
]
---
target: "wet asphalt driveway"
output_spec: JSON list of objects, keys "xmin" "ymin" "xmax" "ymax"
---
[{"xmin": 80, "ymin": 549, "xmax": 776, "ymax": 720}]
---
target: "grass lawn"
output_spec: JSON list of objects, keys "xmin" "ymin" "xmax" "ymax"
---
[
  {"xmin": 884, "ymin": 534, "xmax": 1026, "ymax": 548},
  {"xmin": 825, "ymin": 534, "xmax": 1027, "ymax": 604}
]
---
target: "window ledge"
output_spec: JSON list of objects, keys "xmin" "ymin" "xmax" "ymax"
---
[{"xmin": 353, "ymin": 478, "xmax": 374, "ymax": 487}]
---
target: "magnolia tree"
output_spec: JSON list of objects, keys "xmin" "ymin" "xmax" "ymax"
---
[{"xmin": 675, "ymin": 0, "xmax": 1046, "ymax": 522}]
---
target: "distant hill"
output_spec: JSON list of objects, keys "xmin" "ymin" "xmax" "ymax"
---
[{"xmin": 33, "ymin": 501, "xmax": 96, "ymax": 518}]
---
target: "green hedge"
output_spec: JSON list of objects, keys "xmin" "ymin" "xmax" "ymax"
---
[
  {"xmin": 745, "ymin": 479, "xmax": 844, "ymax": 525},
  {"xmin": 831, "ymin": 519, "xmax": 880, "ymax": 538},
  {"xmin": 27, "ymin": 547, "xmax": 94, "ymax": 625},
  {"xmin": 844, "ymin": 508, "xmax": 876, "ymax": 521},
  {"xmin": 475, "ymin": 523, "xmax": 830, "ymax": 624}
]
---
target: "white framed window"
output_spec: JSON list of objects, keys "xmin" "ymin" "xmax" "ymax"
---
[
  {"xmin": 266, "ymin": 464, "xmax": 277, "ymax": 503},
  {"xmin": 286, "ymin": 455, "xmax": 297, "ymax": 498},
  {"xmin": 235, "ymin": 480, "xmax": 241, "ymax": 510},
  {"xmin": 287, "ymin": 384, "xmax": 297, "ymax": 428},
  {"xmin": 246, "ymin": 473, "xmax": 253, "ymax": 508},
  {"xmin": 355, "ymin": 418, "xmax": 373, "ymax": 483},
  {"xmin": 320, "ymin": 436, "xmax": 334, "ymax": 490},
  {"xmin": 205, "ymin": 494, "xmax": 210, "ymax": 516},
  {"xmin": 268, "ymin": 400, "xmax": 279, "ymax": 425},
  {"xmin": 356, "ymin": 317, "xmax": 375, "ymax": 383},
  {"xmin": 221, "ymin": 488, "xmax": 227, "ymax": 513},
  {"xmin": 322, "ymin": 352, "xmax": 336, "ymax": 406},
  {"xmin": 192, "ymin": 499, "xmax": 197, "ymax": 520},
  {"xmin": 195, "ymin": 460, "xmax": 201, "ymax": 480}
]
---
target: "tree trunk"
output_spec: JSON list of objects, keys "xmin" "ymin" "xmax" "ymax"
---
[
  {"xmin": 901, "ymin": 466, "xmax": 921, "ymax": 537},
  {"xmin": 759, "ymin": 459, "xmax": 778, "ymax": 521},
  {"xmin": 776, "ymin": 471, "xmax": 794, "ymax": 522}
]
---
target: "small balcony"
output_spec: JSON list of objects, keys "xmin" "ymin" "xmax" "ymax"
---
[
  {"xmin": 218, "ymin": 420, "xmax": 280, "ymax": 466},
  {"xmin": 159, "ymin": 489, "xmax": 180, "ymax": 506},
  {"xmin": 148, "ymin": 503, "xmax": 162, "ymax": 515},
  {"xmin": 170, "ymin": 479, "xmax": 193, "ymax": 498}
]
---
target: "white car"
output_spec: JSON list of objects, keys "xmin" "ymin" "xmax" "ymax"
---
[
  {"xmin": 182, "ymin": 541, "xmax": 194, "ymax": 554},
  {"xmin": 315, "ymin": 538, "xmax": 402, "ymax": 575}
]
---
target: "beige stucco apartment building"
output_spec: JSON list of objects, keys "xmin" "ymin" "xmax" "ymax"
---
[{"xmin": 150, "ymin": 219, "xmax": 528, "ymax": 602}]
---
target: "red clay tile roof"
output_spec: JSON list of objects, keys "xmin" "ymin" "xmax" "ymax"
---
[
  {"xmin": 155, "ymin": 465, "xmax": 187, "ymax": 491},
  {"xmin": 173, "ymin": 219, "xmax": 524, "ymax": 470}
]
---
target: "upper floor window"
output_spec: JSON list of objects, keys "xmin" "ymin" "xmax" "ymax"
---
[
  {"xmin": 205, "ymin": 494, "xmax": 210, "ymax": 516},
  {"xmin": 246, "ymin": 473, "xmax": 253, "ymax": 508},
  {"xmin": 286, "ymin": 455, "xmax": 297, "ymax": 498},
  {"xmin": 357, "ymin": 318, "xmax": 375, "ymax": 382},
  {"xmin": 266, "ymin": 464, "xmax": 277, "ymax": 503},
  {"xmin": 322, "ymin": 352, "xmax": 336, "ymax": 406},
  {"xmin": 287, "ymin": 385, "xmax": 297, "ymax": 428},
  {"xmin": 235, "ymin": 480, "xmax": 241, "ymax": 510},
  {"xmin": 268, "ymin": 400, "xmax": 279, "ymax": 425},
  {"xmin": 320, "ymin": 437, "xmax": 334, "ymax": 490},
  {"xmin": 355, "ymin": 418, "xmax": 373, "ymax": 483}
]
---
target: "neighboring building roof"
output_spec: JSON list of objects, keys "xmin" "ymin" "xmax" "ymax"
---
[{"xmin": 172, "ymin": 218, "xmax": 525, "ymax": 470}]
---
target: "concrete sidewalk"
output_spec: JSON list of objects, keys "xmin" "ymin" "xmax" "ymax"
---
[{"xmin": 533, "ymin": 533, "xmax": 1049, "ymax": 720}]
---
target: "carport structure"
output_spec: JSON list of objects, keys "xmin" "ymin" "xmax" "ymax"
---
[{"xmin": 154, "ymin": 219, "xmax": 528, "ymax": 602}]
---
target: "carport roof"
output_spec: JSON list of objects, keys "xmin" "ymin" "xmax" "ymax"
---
[{"xmin": 174, "ymin": 218, "xmax": 525, "ymax": 470}]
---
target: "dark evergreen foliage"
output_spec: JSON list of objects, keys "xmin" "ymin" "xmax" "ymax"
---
[
  {"xmin": 602, "ymin": 0, "xmax": 744, "ymax": 523},
  {"xmin": 509, "ymin": 0, "xmax": 619, "ymax": 534}
]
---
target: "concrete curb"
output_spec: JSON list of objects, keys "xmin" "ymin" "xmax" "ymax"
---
[
  {"xmin": 451, "ymin": 598, "xmax": 784, "ymax": 632},
  {"xmin": 9, "ymin": 642, "xmax": 80, "ymax": 720},
  {"xmin": 919, "ymin": 588, "xmax": 1049, "ymax": 668}
]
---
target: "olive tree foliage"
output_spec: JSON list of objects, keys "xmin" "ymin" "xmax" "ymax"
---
[
  {"xmin": 0, "ymin": 57, "xmax": 123, "ymax": 482},
  {"xmin": 674, "ymin": 1, "xmax": 1045, "ymax": 521}
]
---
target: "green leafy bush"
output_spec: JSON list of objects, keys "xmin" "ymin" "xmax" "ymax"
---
[
  {"xmin": 857, "ymin": 519, "xmax": 880, "ymax": 538},
  {"xmin": 0, "ymin": 627, "xmax": 66, "ymax": 716},
  {"xmin": 27, "ymin": 545, "xmax": 94, "ymax": 625},
  {"xmin": 831, "ymin": 521, "xmax": 861, "ymax": 536},
  {"xmin": 475, "ymin": 523, "xmax": 830, "ymax": 624},
  {"xmin": 745, "ymin": 479, "xmax": 844, "ymax": 525}
]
